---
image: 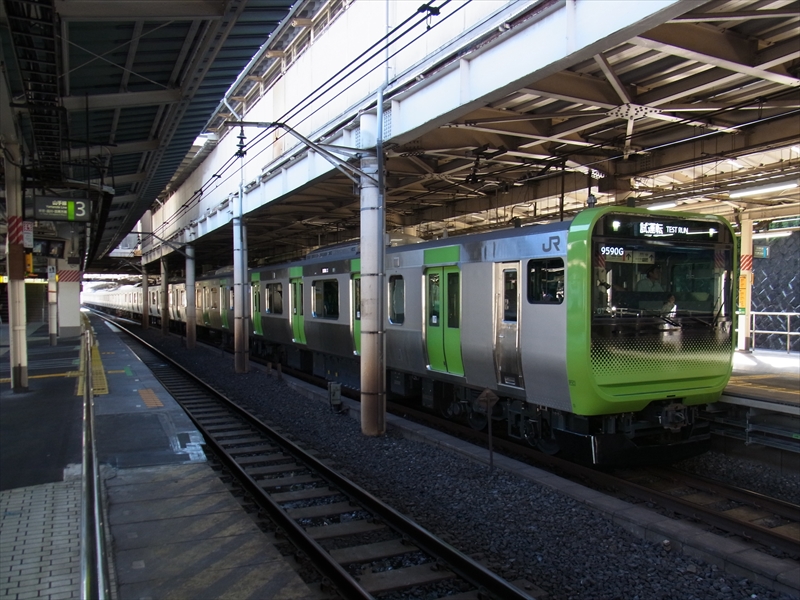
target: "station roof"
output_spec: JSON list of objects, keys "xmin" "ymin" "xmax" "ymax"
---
[
  {"xmin": 2, "ymin": 0, "xmax": 799, "ymax": 275},
  {"xmin": 0, "ymin": 0, "xmax": 304, "ymax": 269},
  {"xmin": 158, "ymin": 0, "xmax": 799, "ymax": 272}
]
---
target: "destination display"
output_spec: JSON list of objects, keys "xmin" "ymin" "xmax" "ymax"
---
[
  {"xmin": 596, "ymin": 214, "xmax": 724, "ymax": 243},
  {"xmin": 34, "ymin": 197, "xmax": 91, "ymax": 222}
]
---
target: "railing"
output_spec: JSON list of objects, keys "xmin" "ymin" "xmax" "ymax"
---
[
  {"xmin": 750, "ymin": 311, "xmax": 799, "ymax": 353},
  {"xmin": 80, "ymin": 327, "xmax": 111, "ymax": 599}
]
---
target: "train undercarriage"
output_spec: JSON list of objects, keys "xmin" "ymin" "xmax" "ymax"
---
[{"xmin": 98, "ymin": 311, "xmax": 711, "ymax": 466}]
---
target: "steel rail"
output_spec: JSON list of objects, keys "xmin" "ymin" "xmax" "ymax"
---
[
  {"xmin": 105, "ymin": 316, "xmax": 535, "ymax": 600},
  {"xmin": 387, "ymin": 401, "xmax": 800, "ymax": 556},
  {"xmin": 654, "ymin": 467, "xmax": 800, "ymax": 523}
]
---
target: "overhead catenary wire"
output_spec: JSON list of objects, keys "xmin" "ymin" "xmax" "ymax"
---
[{"xmin": 143, "ymin": 1, "xmax": 459, "ymax": 246}]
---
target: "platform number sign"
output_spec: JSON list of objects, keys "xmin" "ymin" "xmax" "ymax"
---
[{"xmin": 34, "ymin": 197, "xmax": 91, "ymax": 222}]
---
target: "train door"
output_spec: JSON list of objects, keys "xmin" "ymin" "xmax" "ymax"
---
[
  {"xmin": 425, "ymin": 266, "xmax": 464, "ymax": 375},
  {"xmin": 495, "ymin": 263, "xmax": 524, "ymax": 388},
  {"xmin": 352, "ymin": 274, "xmax": 361, "ymax": 355},
  {"xmin": 290, "ymin": 277, "xmax": 306, "ymax": 344},
  {"xmin": 251, "ymin": 274, "xmax": 263, "ymax": 336},
  {"xmin": 221, "ymin": 284, "xmax": 231, "ymax": 329}
]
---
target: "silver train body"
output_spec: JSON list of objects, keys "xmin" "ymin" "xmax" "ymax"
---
[{"xmin": 84, "ymin": 208, "xmax": 736, "ymax": 465}]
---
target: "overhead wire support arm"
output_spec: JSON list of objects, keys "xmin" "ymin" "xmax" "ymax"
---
[
  {"xmin": 223, "ymin": 121, "xmax": 379, "ymax": 186},
  {"xmin": 139, "ymin": 232, "xmax": 190, "ymax": 258}
]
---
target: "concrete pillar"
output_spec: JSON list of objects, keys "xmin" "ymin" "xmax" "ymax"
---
[
  {"xmin": 48, "ymin": 259, "xmax": 58, "ymax": 345},
  {"xmin": 359, "ymin": 112, "xmax": 385, "ymax": 436},
  {"xmin": 161, "ymin": 257, "xmax": 169, "ymax": 335},
  {"xmin": 141, "ymin": 265, "xmax": 149, "ymax": 329},
  {"xmin": 4, "ymin": 148, "xmax": 28, "ymax": 391},
  {"xmin": 738, "ymin": 219, "xmax": 753, "ymax": 351},
  {"xmin": 185, "ymin": 245, "xmax": 196, "ymax": 349},
  {"xmin": 56, "ymin": 269, "xmax": 82, "ymax": 337}
]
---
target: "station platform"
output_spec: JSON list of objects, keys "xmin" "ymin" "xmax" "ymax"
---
[
  {"xmin": 0, "ymin": 315, "xmax": 321, "ymax": 600},
  {"xmin": 730, "ymin": 349, "xmax": 800, "ymax": 405},
  {"xmin": 1, "ymin": 316, "xmax": 798, "ymax": 599}
]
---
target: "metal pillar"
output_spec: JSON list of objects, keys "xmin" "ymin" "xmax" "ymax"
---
[
  {"xmin": 141, "ymin": 265, "xmax": 149, "ymax": 329},
  {"xmin": 359, "ymin": 112, "xmax": 385, "ymax": 436},
  {"xmin": 738, "ymin": 219, "xmax": 753, "ymax": 351},
  {"xmin": 4, "ymin": 148, "xmax": 28, "ymax": 391},
  {"xmin": 48, "ymin": 259, "xmax": 58, "ymax": 345},
  {"xmin": 234, "ymin": 128, "xmax": 249, "ymax": 373},
  {"xmin": 185, "ymin": 245, "xmax": 196, "ymax": 349},
  {"xmin": 160, "ymin": 257, "xmax": 169, "ymax": 335}
]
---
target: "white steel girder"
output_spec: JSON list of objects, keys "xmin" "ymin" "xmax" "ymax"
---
[{"xmin": 143, "ymin": 0, "xmax": 700, "ymax": 263}]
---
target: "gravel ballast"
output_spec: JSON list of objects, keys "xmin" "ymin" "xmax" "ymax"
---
[{"xmin": 132, "ymin": 328, "xmax": 799, "ymax": 600}]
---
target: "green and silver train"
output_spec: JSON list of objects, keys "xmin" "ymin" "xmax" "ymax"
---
[{"xmin": 84, "ymin": 206, "xmax": 737, "ymax": 465}]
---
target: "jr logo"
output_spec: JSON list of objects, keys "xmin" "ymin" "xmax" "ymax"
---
[{"xmin": 542, "ymin": 236, "xmax": 560, "ymax": 253}]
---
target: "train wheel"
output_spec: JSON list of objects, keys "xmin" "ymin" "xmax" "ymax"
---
[
  {"xmin": 521, "ymin": 419, "xmax": 540, "ymax": 448},
  {"xmin": 437, "ymin": 400, "xmax": 462, "ymax": 420},
  {"xmin": 522, "ymin": 418, "xmax": 559, "ymax": 455},
  {"xmin": 467, "ymin": 408, "xmax": 487, "ymax": 431}
]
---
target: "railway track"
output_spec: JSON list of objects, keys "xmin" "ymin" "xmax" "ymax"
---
[
  {"xmin": 109, "ymin": 320, "xmax": 539, "ymax": 600},
  {"xmin": 387, "ymin": 402, "xmax": 800, "ymax": 559},
  {"xmin": 94, "ymin": 313, "xmax": 800, "ymax": 568}
]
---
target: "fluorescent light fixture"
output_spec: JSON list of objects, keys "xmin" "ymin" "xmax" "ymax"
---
[
  {"xmin": 647, "ymin": 202, "xmax": 677, "ymax": 210},
  {"xmin": 752, "ymin": 231, "xmax": 792, "ymax": 239},
  {"xmin": 726, "ymin": 159, "xmax": 744, "ymax": 168},
  {"xmin": 729, "ymin": 181, "xmax": 798, "ymax": 198}
]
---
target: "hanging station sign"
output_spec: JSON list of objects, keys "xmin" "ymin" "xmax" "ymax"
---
[{"xmin": 34, "ymin": 197, "xmax": 91, "ymax": 222}]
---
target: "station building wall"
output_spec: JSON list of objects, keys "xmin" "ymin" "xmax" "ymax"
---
[{"xmin": 751, "ymin": 232, "xmax": 799, "ymax": 352}]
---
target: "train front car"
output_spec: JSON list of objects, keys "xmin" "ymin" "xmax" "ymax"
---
[{"xmin": 563, "ymin": 207, "xmax": 736, "ymax": 465}]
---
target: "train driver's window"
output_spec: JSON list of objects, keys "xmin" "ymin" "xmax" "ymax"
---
[
  {"xmin": 503, "ymin": 269, "xmax": 517, "ymax": 321},
  {"xmin": 389, "ymin": 275, "xmax": 405, "ymax": 324},
  {"xmin": 312, "ymin": 279, "xmax": 339, "ymax": 319},
  {"xmin": 527, "ymin": 258, "xmax": 564, "ymax": 304}
]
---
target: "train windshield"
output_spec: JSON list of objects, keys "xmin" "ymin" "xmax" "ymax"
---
[{"xmin": 590, "ymin": 213, "xmax": 734, "ymax": 325}]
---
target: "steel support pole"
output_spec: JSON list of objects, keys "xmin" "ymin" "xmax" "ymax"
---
[
  {"xmin": 160, "ymin": 257, "xmax": 169, "ymax": 335},
  {"xmin": 48, "ymin": 259, "xmax": 58, "ymax": 345},
  {"xmin": 141, "ymin": 266, "xmax": 149, "ymax": 329},
  {"xmin": 233, "ymin": 142, "xmax": 249, "ymax": 373},
  {"xmin": 359, "ymin": 112, "xmax": 385, "ymax": 436},
  {"xmin": 738, "ymin": 219, "xmax": 753, "ymax": 351},
  {"xmin": 185, "ymin": 245, "xmax": 196, "ymax": 349},
  {"xmin": 5, "ymin": 149, "xmax": 28, "ymax": 391}
]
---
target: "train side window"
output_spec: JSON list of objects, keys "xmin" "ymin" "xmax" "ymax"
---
[
  {"xmin": 312, "ymin": 279, "xmax": 339, "ymax": 319},
  {"xmin": 210, "ymin": 286, "xmax": 218, "ymax": 309},
  {"xmin": 447, "ymin": 272, "xmax": 460, "ymax": 328},
  {"xmin": 252, "ymin": 285, "xmax": 261, "ymax": 314},
  {"xmin": 503, "ymin": 269, "xmax": 518, "ymax": 321},
  {"xmin": 228, "ymin": 287, "xmax": 234, "ymax": 310},
  {"xmin": 389, "ymin": 275, "xmax": 404, "ymax": 324},
  {"xmin": 527, "ymin": 258, "xmax": 564, "ymax": 304},
  {"xmin": 265, "ymin": 283, "xmax": 283, "ymax": 314},
  {"xmin": 353, "ymin": 278, "xmax": 361, "ymax": 320},
  {"xmin": 428, "ymin": 273, "xmax": 440, "ymax": 326}
]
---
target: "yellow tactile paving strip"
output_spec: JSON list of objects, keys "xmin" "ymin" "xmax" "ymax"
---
[
  {"xmin": 76, "ymin": 336, "xmax": 109, "ymax": 396},
  {"xmin": 138, "ymin": 388, "xmax": 164, "ymax": 408}
]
